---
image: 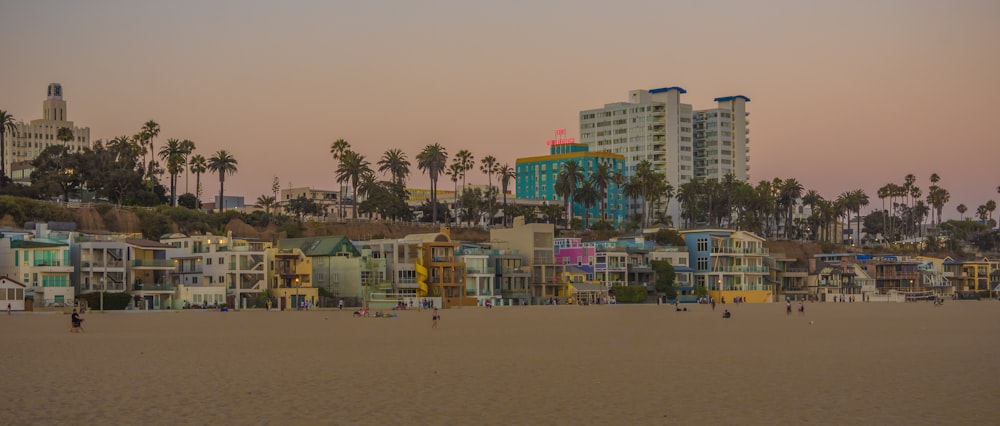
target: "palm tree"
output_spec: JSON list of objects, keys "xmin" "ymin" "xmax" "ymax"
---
[
  {"xmin": 480, "ymin": 155, "xmax": 498, "ymax": 225},
  {"xmin": 590, "ymin": 162, "xmax": 613, "ymax": 223},
  {"xmin": 335, "ymin": 150, "xmax": 372, "ymax": 219},
  {"xmin": 446, "ymin": 162, "xmax": 462, "ymax": 225},
  {"xmin": 480, "ymin": 155, "xmax": 498, "ymax": 189},
  {"xmin": 779, "ymin": 178, "xmax": 804, "ymax": 238},
  {"xmin": 417, "ymin": 143, "xmax": 448, "ymax": 224},
  {"xmin": 257, "ymin": 195, "xmax": 277, "ymax": 215},
  {"xmin": 575, "ymin": 179, "xmax": 599, "ymax": 229},
  {"xmin": 555, "ymin": 161, "xmax": 583, "ymax": 228},
  {"xmin": 207, "ymin": 150, "xmax": 238, "ymax": 211},
  {"xmin": 377, "ymin": 148, "xmax": 410, "ymax": 186},
  {"xmin": 957, "ymin": 204, "xmax": 967, "ymax": 221},
  {"xmin": 189, "ymin": 154, "xmax": 207, "ymax": 202},
  {"xmin": 986, "ymin": 200, "xmax": 997, "ymax": 225},
  {"xmin": 0, "ymin": 110, "xmax": 17, "ymax": 182},
  {"xmin": 158, "ymin": 139, "xmax": 186, "ymax": 206},
  {"xmin": 498, "ymin": 164, "xmax": 515, "ymax": 206},
  {"xmin": 330, "ymin": 139, "xmax": 351, "ymax": 219},
  {"xmin": 179, "ymin": 139, "xmax": 196, "ymax": 194},
  {"xmin": 455, "ymin": 150, "xmax": 475, "ymax": 190},
  {"xmin": 142, "ymin": 120, "xmax": 160, "ymax": 173}
]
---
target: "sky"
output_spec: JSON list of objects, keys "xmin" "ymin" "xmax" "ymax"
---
[{"xmin": 2, "ymin": 0, "xmax": 999, "ymax": 219}]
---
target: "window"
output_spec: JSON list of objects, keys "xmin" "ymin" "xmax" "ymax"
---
[
  {"xmin": 697, "ymin": 257, "xmax": 708, "ymax": 270},
  {"xmin": 219, "ymin": 257, "xmax": 224, "ymax": 264},
  {"xmin": 697, "ymin": 238, "xmax": 708, "ymax": 252},
  {"xmin": 206, "ymin": 258, "xmax": 212, "ymax": 265}
]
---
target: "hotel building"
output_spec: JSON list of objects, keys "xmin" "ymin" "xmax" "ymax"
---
[
  {"xmin": 579, "ymin": 87, "xmax": 750, "ymax": 219},
  {"xmin": 4, "ymin": 83, "xmax": 91, "ymax": 178}
]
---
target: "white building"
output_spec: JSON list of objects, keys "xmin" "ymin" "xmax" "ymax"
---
[
  {"xmin": 693, "ymin": 96, "xmax": 751, "ymax": 182},
  {"xmin": 4, "ymin": 83, "xmax": 91, "ymax": 179},
  {"xmin": 161, "ymin": 232, "xmax": 269, "ymax": 309},
  {"xmin": 580, "ymin": 88, "xmax": 751, "ymax": 220}
]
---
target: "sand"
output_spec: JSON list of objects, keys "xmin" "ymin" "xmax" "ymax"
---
[{"xmin": 2, "ymin": 302, "xmax": 998, "ymax": 425}]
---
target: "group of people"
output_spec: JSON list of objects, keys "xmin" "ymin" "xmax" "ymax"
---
[{"xmin": 786, "ymin": 301, "xmax": 806, "ymax": 316}]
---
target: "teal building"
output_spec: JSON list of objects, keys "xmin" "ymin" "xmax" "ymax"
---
[{"xmin": 516, "ymin": 135, "xmax": 626, "ymax": 225}]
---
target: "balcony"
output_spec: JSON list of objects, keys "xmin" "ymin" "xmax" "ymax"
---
[
  {"xmin": 710, "ymin": 247, "xmax": 769, "ymax": 255},
  {"xmin": 31, "ymin": 260, "xmax": 74, "ymax": 273},
  {"xmin": 131, "ymin": 259, "xmax": 175, "ymax": 268},
  {"xmin": 132, "ymin": 282, "xmax": 176, "ymax": 292},
  {"xmin": 533, "ymin": 256, "xmax": 555, "ymax": 265}
]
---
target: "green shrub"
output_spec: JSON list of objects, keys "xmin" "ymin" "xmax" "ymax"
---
[
  {"xmin": 79, "ymin": 292, "xmax": 133, "ymax": 310},
  {"xmin": 610, "ymin": 285, "xmax": 649, "ymax": 303},
  {"xmin": 94, "ymin": 202, "xmax": 113, "ymax": 215}
]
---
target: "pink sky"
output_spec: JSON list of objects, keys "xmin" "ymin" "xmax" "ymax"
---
[{"xmin": 2, "ymin": 0, "xmax": 998, "ymax": 219}]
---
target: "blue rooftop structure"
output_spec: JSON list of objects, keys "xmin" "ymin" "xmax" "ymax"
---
[
  {"xmin": 713, "ymin": 95, "xmax": 751, "ymax": 102},
  {"xmin": 649, "ymin": 86, "xmax": 687, "ymax": 94}
]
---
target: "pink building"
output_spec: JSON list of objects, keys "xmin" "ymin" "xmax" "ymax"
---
[{"xmin": 554, "ymin": 238, "xmax": 596, "ymax": 279}]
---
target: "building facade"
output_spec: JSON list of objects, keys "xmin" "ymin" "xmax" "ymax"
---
[
  {"xmin": 4, "ymin": 83, "xmax": 91, "ymax": 177},
  {"xmin": 580, "ymin": 87, "xmax": 751, "ymax": 219},
  {"xmin": 516, "ymin": 130, "xmax": 626, "ymax": 225}
]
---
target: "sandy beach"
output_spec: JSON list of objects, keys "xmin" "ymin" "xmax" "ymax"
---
[{"xmin": 2, "ymin": 301, "xmax": 998, "ymax": 425}]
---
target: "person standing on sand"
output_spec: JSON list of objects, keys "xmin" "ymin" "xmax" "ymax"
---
[
  {"xmin": 6, "ymin": 303, "xmax": 10, "ymax": 315},
  {"xmin": 798, "ymin": 301, "xmax": 805, "ymax": 316},
  {"xmin": 432, "ymin": 308, "xmax": 440, "ymax": 328},
  {"xmin": 786, "ymin": 301, "xmax": 792, "ymax": 316},
  {"xmin": 338, "ymin": 299, "xmax": 344, "ymax": 310},
  {"xmin": 70, "ymin": 309, "xmax": 84, "ymax": 333}
]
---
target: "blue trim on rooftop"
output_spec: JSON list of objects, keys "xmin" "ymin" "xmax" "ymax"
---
[
  {"xmin": 649, "ymin": 86, "xmax": 687, "ymax": 94},
  {"xmin": 714, "ymin": 95, "xmax": 750, "ymax": 102}
]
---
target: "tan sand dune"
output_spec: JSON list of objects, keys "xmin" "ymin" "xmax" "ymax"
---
[{"xmin": 1, "ymin": 302, "xmax": 998, "ymax": 425}]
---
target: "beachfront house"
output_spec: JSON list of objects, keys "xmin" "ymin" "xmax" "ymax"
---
[
  {"xmin": 0, "ymin": 276, "xmax": 28, "ymax": 311},
  {"xmin": 279, "ymin": 236, "xmax": 362, "ymax": 303},
  {"xmin": 491, "ymin": 218, "xmax": 562, "ymax": 304},
  {"xmin": 162, "ymin": 232, "xmax": 269, "ymax": 309},
  {"xmin": 680, "ymin": 229, "xmax": 771, "ymax": 303},
  {"xmin": 0, "ymin": 224, "xmax": 74, "ymax": 307},
  {"xmin": 457, "ymin": 245, "xmax": 499, "ymax": 307},
  {"xmin": 268, "ymin": 246, "xmax": 317, "ymax": 310},
  {"xmin": 405, "ymin": 228, "xmax": 474, "ymax": 308}
]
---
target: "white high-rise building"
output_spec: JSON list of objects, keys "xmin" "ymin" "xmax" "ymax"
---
[
  {"xmin": 580, "ymin": 87, "xmax": 751, "ymax": 220},
  {"xmin": 693, "ymin": 96, "xmax": 751, "ymax": 182},
  {"xmin": 4, "ymin": 83, "xmax": 91, "ymax": 180}
]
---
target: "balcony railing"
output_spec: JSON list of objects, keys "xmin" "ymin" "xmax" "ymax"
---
[
  {"xmin": 132, "ymin": 282, "xmax": 176, "ymax": 291},
  {"xmin": 131, "ymin": 259, "xmax": 174, "ymax": 268},
  {"xmin": 713, "ymin": 265, "xmax": 769, "ymax": 273},
  {"xmin": 33, "ymin": 260, "xmax": 70, "ymax": 267}
]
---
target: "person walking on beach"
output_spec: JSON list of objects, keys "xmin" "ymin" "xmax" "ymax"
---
[
  {"xmin": 786, "ymin": 301, "xmax": 792, "ymax": 316},
  {"xmin": 798, "ymin": 301, "xmax": 805, "ymax": 316},
  {"xmin": 70, "ymin": 309, "xmax": 84, "ymax": 333},
  {"xmin": 338, "ymin": 299, "xmax": 344, "ymax": 311},
  {"xmin": 6, "ymin": 303, "xmax": 10, "ymax": 315},
  {"xmin": 432, "ymin": 308, "xmax": 440, "ymax": 328}
]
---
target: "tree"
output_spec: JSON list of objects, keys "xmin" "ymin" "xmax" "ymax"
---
[
  {"xmin": 256, "ymin": 195, "xmax": 277, "ymax": 215},
  {"xmin": 957, "ymin": 204, "xmax": 968, "ymax": 220},
  {"xmin": 0, "ymin": 110, "xmax": 17, "ymax": 183},
  {"xmin": 207, "ymin": 150, "xmax": 238, "ymax": 211},
  {"xmin": 377, "ymin": 148, "xmax": 410, "ymax": 187},
  {"xmin": 189, "ymin": 154, "xmax": 207, "ymax": 203},
  {"xmin": 141, "ymin": 120, "xmax": 160, "ymax": 174},
  {"xmin": 178, "ymin": 139, "xmax": 196, "ymax": 195},
  {"xmin": 575, "ymin": 179, "xmax": 599, "ymax": 229},
  {"xmin": 31, "ymin": 145, "xmax": 82, "ymax": 202},
  {"xmin": 335, "ymin": 150, "xmax": 373, "ymax": 219},
  {"xmin": 590, "ymin": 162, "xmax": 613, "ymax": 223},
  {"xmin": 330, "ymin": 139, "xmax": 351, "ymax": 219},
  {"xmin": 498, "ymin": 163, "xmax": 515, "ymax": 206},
  {"xmin": 480, "ymin": 155, "xmax": 498, "ymax": 225},
  {"xmin": 158, "ymin": 139, "xmax": 186, "ymax": 206},
  {"xmin": 446, "ymin": 162, "xmax": 462, "ymax": 225},
  {"xmin": 651, "ymin": 260, "xmax": 677, "ymax": 299},
  {"xmin": 287, "ymin": 194, "xmax": 321, "ymax": 222},
  {"xmin": 554, "ymin": 161, "xmax": 583, "ymax": 228},
  {"xmin": 417, "ymin": 143, "xmax": 448, "ymax": 224},
  {"xmin": 57, "ymin": 126, "xmax": 74, "ymax": 146}
]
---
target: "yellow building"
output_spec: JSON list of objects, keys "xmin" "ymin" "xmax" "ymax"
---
[
  {"xmin": 943, "ymin": 256, "xmax": 993, "ymax": 293},
  {"xmin": 405, "ymin": 227, "xmax": 475, "ymax": 308},
  {"xmin": 268, "ymin": 247, "xmax": 317, "ymax": 310}
]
